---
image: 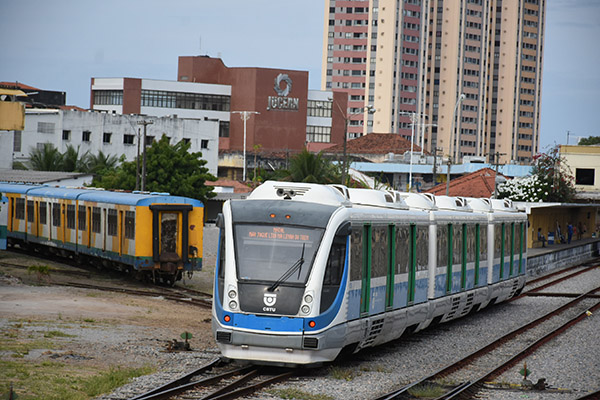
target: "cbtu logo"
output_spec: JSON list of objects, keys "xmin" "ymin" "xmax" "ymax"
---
[{"xmin": 263, "ymin": 293, "xmax": 277, "ymax": 307}]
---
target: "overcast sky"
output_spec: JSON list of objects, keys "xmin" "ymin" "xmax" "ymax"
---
[{"xmin": 1, "ymin": 0, "xmax": 598, "ymax": 150}]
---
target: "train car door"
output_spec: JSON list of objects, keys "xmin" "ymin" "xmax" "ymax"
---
[{"xmin": 149, "ymin": 204, "xmax": 192, "ymax": 269}]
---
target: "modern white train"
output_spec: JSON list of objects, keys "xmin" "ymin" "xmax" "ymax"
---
[{"xmin": 212, "ymin": 181, "xmax": 527, "ymax": 366}]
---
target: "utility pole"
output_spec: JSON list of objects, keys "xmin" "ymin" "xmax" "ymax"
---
[
  {"xmin": 135, "ymin": 127, "xmax": 141, "ymax": 191},
  {"xmin": 432, "ymin": 147, "xmax": 442, "ymax": 187},
  {"xmin": 490, "ymin": 151, "xmax": 506, "ymax": 198},
  {"xmin": 137, "ymin": 120, "xmax": 154, "ymax": 191},
  {"xmin": 232, "ymin": 111, "xmax": 259, "ymax": 181}
]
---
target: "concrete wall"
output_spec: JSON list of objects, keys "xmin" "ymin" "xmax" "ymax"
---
[{"xmin": 526, "ymin": 240, "xmax": 600, "ymax": 277}]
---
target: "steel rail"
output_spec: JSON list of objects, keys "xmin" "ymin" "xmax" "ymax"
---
[{"xmin": 373, "ymin": 284, "xmax": 600, "ymax": 400}]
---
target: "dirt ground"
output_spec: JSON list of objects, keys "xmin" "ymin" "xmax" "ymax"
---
[{"xmin": 0, "ymin": 225, "xmax": 221, "ymax": 398}]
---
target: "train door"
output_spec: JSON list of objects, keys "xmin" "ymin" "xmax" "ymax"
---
[
  {"xmin": 149, "ymin": 204, "xmax": 192, "ymax": 275},
  {"xmin": 119, "ymin": 210, "xmax": 124, "ymax": 256},
  {"xmin": 407, "ymin": 225, "xmax": 416, "ymax": 304},
  {"xmin": 385, "ymin": 224, "xmax": 395, "ymax": 310},
  {"xmin": 87, "ymin": 206, "xmax": 92, "ymax": 248}
]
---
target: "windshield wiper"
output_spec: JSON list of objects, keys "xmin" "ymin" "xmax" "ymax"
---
[{"xmin": 267, "ymin": 243, "xmax": 305, "ymax": 292}]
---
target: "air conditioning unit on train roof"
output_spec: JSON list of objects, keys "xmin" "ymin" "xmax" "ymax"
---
[
  {"xmin": 347, "ymin": 188, "xmax": 408, "ymax": 209},
  {"xmin": 434, "ymin": 195, "xmax": 473, "ymax": 212},
  {"xmin": 394, "ymin": 191, "xmax": 436, "ymax": 210},
  {"xmin": 247, "ymin": 180, "xmax": 350, "ymax": 206}
]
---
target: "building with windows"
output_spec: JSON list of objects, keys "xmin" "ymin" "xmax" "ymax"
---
[
  {"xmin": 91, "ymin": 56, "xmax": 349, "ymax": 180},
  {"xmin": 6, "ymin": 108, "xmax": 219, "ymax": 175},
  {"xmin": 321, "ymin": 0, "xmax": 546, "ymax": 164},
  {"xmin": 560, "ymin": 145, "xmax": 600, "ymax": 202}
]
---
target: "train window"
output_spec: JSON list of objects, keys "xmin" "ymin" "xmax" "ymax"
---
[
  {"xmin": 350, "ymin": 227, "xmax": 363, "ymax": 281},
  {"xmin": 504, "ymin": 223, "xmax": 512, "ymax": 260},
  {"xmin": 395, "ymin": 225, "xmax": 410, "ymax": 274},
  {"xmin": 494, "ymin": 224, "xmax": 502, "ymax": 259},
  {"xmin": 217, "ymin": 227, "xmax": 225, "ymax": 303},
  {"xmin": 39, "ymin": 202, "xmax": 47, "ymax": 225},
  {"xmin": 234, "ymin": 224, "xmax": 324, "ymax": 284},
  {"xmin": 107, "ymin": 209, "xmax": 118, "ymax": 236},
  {"xmin": 78, "ymin": 205, "xmax": 86, "ymax": 231},
  {"xmin": 52, "ymin": 203, "xmax": 61, "ymax": 227},
  {"xmin": 466, "ymin": 225, "xmax": 477, "ymax": 264},
  {"xmin": 480, "ymin": 225, "xmax": 488, "ymax": 265},
  {"xmin": 27, "ymin": 200, "xmax": 34, "ymax": 223},
  {"xmin": 321, "ymin": 236, "xmax": 347, "ymax": 311},
  {"xmin": 15, "ymin": 198, "xmax": 25, "ymax": 220},
  {"xmin": 125, "ymin": 211, "xmax": 135, "ymax": 239},
  {"xmin": 453, "ymin": 224, "xmax": 462, "ymax": 267},
  {"xmin": 437, "ymin": 224, "xmax": 448, "ymax": 267},
  {"xmin": 66, "ymin": 205, "xmax": 76, "ymax": 229},
  {"xmin": 371, "ymin": 226, "xmax": 388, "ymax": 278},
  {"xmin": 416, "ymin": 226, "xmax": 428, "ymax": 271},
  {"xmin": 92, "ymin": 207, "xmax": 101, "ymax": 233}
]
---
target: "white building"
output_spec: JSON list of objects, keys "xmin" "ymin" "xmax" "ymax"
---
[{"xmin": 7, "ymin": 108, "xmax": 219, "ymax": 175}]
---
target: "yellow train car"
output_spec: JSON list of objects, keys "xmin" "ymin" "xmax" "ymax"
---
[{"xmin": 0, "ymin": 183, "xmax": 204, "ymax": 284}]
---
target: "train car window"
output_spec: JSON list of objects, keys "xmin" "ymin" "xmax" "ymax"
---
[
  {"xmin": 480, "ymin": 225, "xmax": 488, "ymax": 265},
  {"xmin": 371, "ymin": 226, "xmax": 388, "ymax": 278},
  {"xmin": 437, "ymin": 224, "xmax": 448, "ymax": 267},
  {"xmin": 467, "ymin": 225, "xmax": 477, "ymax": 264},
  {"xmin": 395, "ymin": 225, "xmax": 410, "ymax": 274},
  {"xmin": 27, "ymin": 200, "xmax": 34, "ymax": 223},
  {"xmin": 66, "ymin": 205, "xmax": 76, "ymax": 229},
  {"xmin": 321, "ymin": 235, "xmax": 347, "ymax": 312},
  {"xmin": 453, "ymin": 224, "xmax": 462, "ymax": 267},
  {"xmin": 39, "ymin": 202, "xmax": 47, "ymax": 225},
  {"xmin": 504, "ymin": 222, "xmax": 512, "ymax": 260},
  {"xmin": 52, "ymin": 203, "xmax": 61, "ymax": 227},
  {"xmin": 124, "ymin": 211, "xmax": 135, "ymax": 239},
  {"xmin": 217, "ymin": 227, "xmax": 225, "ymax": 303},
  {"xmin": 92, "ymin": 207, "xmax": 101, "ymax": 233},
  {"xmin": 107, "ymin": 209, "xmax": 118, "ymax": 236},
  {"xmin": 494, "ymin": 224, "xmax": 502, "ymax": 259},
  {"xmin": 350, "ymin": 227, "xmax": 363, "ymax": 281},
  {"xmin": 78, "ymin": 205, "xmax": 86, "ymax": 231},
  {"xmin": 15, "ymin": 198, "xmax": 25, "ymax": 220},
  {"xmin": 416, "ymin": 226, "xmax": 429, "ymax": 271}
]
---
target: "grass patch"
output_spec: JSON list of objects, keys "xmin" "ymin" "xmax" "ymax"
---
[
  {"xmin": 329, "ymin": 366, "xmax": 360, "ymax": 381},
  {"xmin": 27, "ymin": 264, "xmax": 53, "ymax": 283},
  {"xmin": 266, "ymin": 387, "xmax": 334, "ymax": 400},
  {"xmin": 407, "ymin": 383, "xmax": 447, "ymax": 398},
  {"xmin": 0, "ymin": 360, "xmax": 154, "ymax": 400}
]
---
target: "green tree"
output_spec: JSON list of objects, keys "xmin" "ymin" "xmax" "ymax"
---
[
  {"xmin": 288, "ymin": 149, "xmax": 340, "ymax": 184},
  {"xmin": 62, "ymin": 145, "xmax": 89, "ymax": 172},
  {"xmin": 94, "ymin": 135, "xmax": 216, "ymax": 203},
  {"xmin": 578, "ymin": 136, "xmax": 600, "ymax": 146},
  {"xmin": 28, "ymin": 144, "xmax": 64, "ymax": 171}
]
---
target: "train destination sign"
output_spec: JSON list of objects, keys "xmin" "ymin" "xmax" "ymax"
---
[{"xmin": 246, "ymin": 226, "xmax": 310, "ymax": 242}]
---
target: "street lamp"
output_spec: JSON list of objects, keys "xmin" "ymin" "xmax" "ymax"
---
[
  {"xmin": 399, "ymin": 112, "xmax": 434, "ymax": 192},
  {"xmin": 232, "ymin": 111, "xmax": 260, "ymax": 182},
  {"xmin": 446, "ymin": 93, "xmax": 465, "ymax": 195},
  {"xmin": 330, "ymin": 99, "xmax": 376, "ymax": 185}
]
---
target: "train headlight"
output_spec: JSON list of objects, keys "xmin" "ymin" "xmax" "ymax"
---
[
  {"xmin": 301, "ymin": 305, "xmax": 311, "ymax": 314},
  {"xmin": 229, "ymin": 300, "xmax": 238, "ymax": 310},
  {"xmin": 304, "ymin": 294, "xmax": 313, "ymax": 304},
  {"xmin": 228, "ymin": 290, "xmax": 237, "ymax": 299}
]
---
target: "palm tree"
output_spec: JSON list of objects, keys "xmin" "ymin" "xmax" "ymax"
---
[
  {"xmin": 85, "ymin": 150, "xmax": 120, "ymax": 175},
  {"xmin": 288, "ymin": 149, "xmax": 340, "ymax": 184},
  {"xmin": 28, "ymin": 144, "xmax": 64, "ymax": 171},
  {"xmin": 61, "ymin": 145, "xmax": 89, "ymax": 172}
]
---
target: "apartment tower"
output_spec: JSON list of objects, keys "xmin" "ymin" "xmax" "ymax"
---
[{"xmin": 322, "ymin": 0, "xmax": 545, "ymax": 164}]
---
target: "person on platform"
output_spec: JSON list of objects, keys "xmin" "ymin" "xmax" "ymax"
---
[
  {"xmin": 567, "ymin": 222, "xmax": 574, "ymax": 244},
  {"xmin": 537, "ymin": 228, "xmax": 546, "ymax": 248}
]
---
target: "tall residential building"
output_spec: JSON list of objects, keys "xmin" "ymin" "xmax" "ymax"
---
[{"xmin": 322, "ymin": 0, "xmax": 545, "ymax": 164}]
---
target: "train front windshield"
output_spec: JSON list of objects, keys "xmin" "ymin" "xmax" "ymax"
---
[{"xmin": 234, "ymin": 224, "xmax": 323, "ymax": 285}]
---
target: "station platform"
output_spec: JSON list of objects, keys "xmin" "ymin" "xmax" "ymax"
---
[{"xmin": 526, "ymin": 237, "xmax": 600, "ymax": 277}]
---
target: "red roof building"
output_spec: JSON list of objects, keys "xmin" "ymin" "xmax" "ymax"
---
[
  {"xmin": 426, "ymin": 167, "xmax": 507, "ymax": 198},
  {"xmin": 323, "ymin": 133, "xmax": 427, "ymax": 163}
]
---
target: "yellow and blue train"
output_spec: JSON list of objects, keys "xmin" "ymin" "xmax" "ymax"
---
[{"xmin": 0, "ymin": 182, "xmax": 204, "ymax": 284}]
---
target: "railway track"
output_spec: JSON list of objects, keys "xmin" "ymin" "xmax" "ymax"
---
[
  {"xmin": 373, "ymin": 283, "xmax": 600, "ymax": 399},
  {"xmin": 0, "ymin": 259, "xmax": 213, "ymax": 309},
  {"xmin": 127, "ymin": 358, "xmax": 296, "ymax": 400}
]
